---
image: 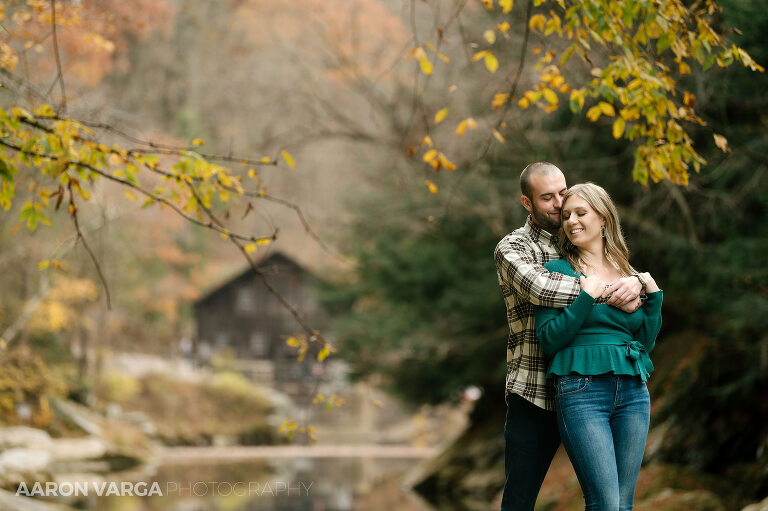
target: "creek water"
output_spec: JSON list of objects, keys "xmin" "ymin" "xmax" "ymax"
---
[{"xmin": 46, "ymin": 455, "xmax": 439, "ymax": 511}]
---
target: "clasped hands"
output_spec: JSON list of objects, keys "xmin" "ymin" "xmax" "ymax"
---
[{"xmin": 579, "ymin": 273, "xmax": 657, "ymax": 313}]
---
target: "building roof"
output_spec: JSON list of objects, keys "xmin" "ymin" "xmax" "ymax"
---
[{"xmin": 193, "ymin": 251, "xmax": 310, "ymax": 308}]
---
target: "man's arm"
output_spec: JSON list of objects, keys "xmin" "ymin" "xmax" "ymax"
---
[
  {"xmin": 494, "ymin": 238, "xmax": 581, "ymax": 308},
  {"xmin": 603, "ymin": 276, "xmax": 643, "ymax": 311}
]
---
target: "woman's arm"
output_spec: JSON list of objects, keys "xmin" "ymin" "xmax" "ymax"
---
[
  {"xmin": 535, "ymin": 276, "xmax": 601, "ymax": 355},
  {"xmin": 636, "ymin": 273, "xmax": 663, "ymax": 352}
]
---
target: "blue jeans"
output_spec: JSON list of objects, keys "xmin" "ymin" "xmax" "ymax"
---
[
  {"xmin": 502, "ymin": 393, "xmax": 561, "ymax": 511},
  {"xmin": 556, "ymin": 374, "xmax": 650, "ymax": 511}
]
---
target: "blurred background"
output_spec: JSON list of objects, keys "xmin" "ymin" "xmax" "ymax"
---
[{"xmin": 0, "ymin": 0, "xmax": 765, "ymax": 510}]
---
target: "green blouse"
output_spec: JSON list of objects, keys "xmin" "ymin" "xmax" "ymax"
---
[{"xmin": 535, "ymin": 259, "xmax": 663, "ymax": 381}]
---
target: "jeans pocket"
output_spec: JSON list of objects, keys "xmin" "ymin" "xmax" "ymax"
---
[{"xmin": 557, "ymin": 375, "xmax": 592, "ymax": 396}]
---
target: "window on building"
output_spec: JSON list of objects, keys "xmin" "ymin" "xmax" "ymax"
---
[
  {"xmin": 236, "ymin": 286, "xmax": 256, "ymax": 314},
  {"xmin": 250, "ymin": 332, "xmax": 269, "ymax": 357}
]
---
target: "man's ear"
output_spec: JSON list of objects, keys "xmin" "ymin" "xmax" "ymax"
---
[{"xmin": 520, "ymin": 195, "xmax": 533, "ymax": 214}]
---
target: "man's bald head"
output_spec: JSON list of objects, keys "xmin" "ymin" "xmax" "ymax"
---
[
  {"xmin": 520, "ymin": 162, "xmax": 563, "ymax": 199},
  {"xmin": 519, "ymin": 162, "xmax": 567, "ymax": 233}
]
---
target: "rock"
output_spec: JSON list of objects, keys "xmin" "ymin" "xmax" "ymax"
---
[
  {"xmin": 51, "ymin": 400, "xmax": 102, "ymax": 436},
  {"xmin": 742, "ymin": 496, "xmax": 768, "ymax": 511},
  {"xmin": 0, "ymin": 428, "xmax": 52, "ymax": 450},
  {"xmin": 46, "ymin": 437, "xmax": 107, "ymax": 461},
  {"xmin": 0, "ymin": 449, "xmax": 51, "ymax": 473},
  {"xmin": 0, "ymin": 488, "xmax": 75, "ymax": 510},
  {"xmin": 637, "ymin": 488, "xmax": 726, "ymax": 511}
]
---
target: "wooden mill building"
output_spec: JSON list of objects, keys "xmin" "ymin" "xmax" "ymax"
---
[{"xmin": 193, "ymin": 252, "xmax": 325, "ymax": 385}]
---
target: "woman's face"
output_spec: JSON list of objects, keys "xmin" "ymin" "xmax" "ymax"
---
[{"xmin": 561, "ymin": 195, "xmax": 605, "ymax": 248}]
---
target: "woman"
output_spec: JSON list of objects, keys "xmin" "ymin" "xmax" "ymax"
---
[{"xmin": 535, "ymin": 183, "xmax": 662, "ymax": 511}]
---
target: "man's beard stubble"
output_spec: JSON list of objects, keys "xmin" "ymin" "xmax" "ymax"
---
[{"xmin": 531, "ymin": 204, "xmax": 561, "ymax": 232}]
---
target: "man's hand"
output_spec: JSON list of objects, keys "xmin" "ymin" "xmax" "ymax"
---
[
  {"xmin": 618, "ymin": 296, "xmax": 642, "ymax": 313},
  {"xmin": 602, "ymin": 276, "xmax": 642, "ymax": 307}
]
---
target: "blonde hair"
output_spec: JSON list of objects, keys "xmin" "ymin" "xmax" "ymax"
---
[{"xmin": 558, "ymin": 183, "xmax": 634, "ymax": 277}]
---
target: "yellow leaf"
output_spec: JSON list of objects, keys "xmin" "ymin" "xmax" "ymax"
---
[
  {"xmin": 498, "ymin": 21, "xmax": 511, "ymax": 34},
  {"xmin": 620, "ymin": 107, "xmax": 640, "ymax": 121},
  {"xmin": 598, "ymin": 102, "xmax": 615, "ymax": 116},
  {"xmin": 485, "ymin": 52, "xmax": 499, "ymax": 73},
  {"xmin": 480, "ymin": 0, "xmax": 493, "ymax": 9},
  {"xmin": 542, "ymin": 88, "xmax": 558, "ymax": 105},
  {"xmin": 683, "ymin": 92, "xmax": 696, "ymax": 107},
  {"xmin": 492, "ymin": 129, "xmax": 505, "ymax": 143},
  {"xmin": 38, "ymin": 260, "xmax": 50, "ymax": 270},
  {"xmin": 499, "ymin": 0, "xmax": 513, "ymax": 13},
  {"xmin": 483, "ymin": 30, "xmax": 496, "ymax": 45},
  {"xmin": 422, "ymin": 135, "xmax": 434, "ymax": 147},
  {"xmin": 529, "ymin": 14, "xmax": 546, "ymax": 32},
  {"xmin": 713, "ymin": 134, "xmax": 729, "ymax": 153},
  {"xmin": 472, "ymin": 51, "xmax": 488, "ymax": 62},
  {"xmin": 679, "ymin": 61, "xmax": 691, "ymax": 75},
  {"xmin": 281, "ymin": 150, "xmax": 296, "ymax": 168},
  {"xmin": 124, "ymin": 190, "xmax": 136, "ymax": 201},
  {"xmin": 318, "ymin": 346, "xmax": 331, "ymax": 361},
  {"xmin": 419, "ymin": 57, "xmax": 434, "ymax": 75},
  {"xmin": 492, "ymin": 93, "xmax": 509, "ymax": 109},
  {"xmin": 612, "ymin": 118, "xmax": 626, "ymax": 139},
  {"xmin": 192, "ymin": 138, "xmax": 204, "ymax": 146},
  {"xmin": 518, "ymin": 97, "xmax": 530, "ymax": 109},
  {"xmin": 425, "ymin": 180, "xmax": 438, "ymax": 194},
  {"xmin": 256, "ymin": 238, "xmax": 272, "ymax": 245},
  {"xmin": 439, "ymin": 153, "xmax": 457, "ymax": 170},
  {"xmin": 313, "ymin": 393, "xmax": 325, "ymax": 404},
  {"xmin": 260, "ymin": 156, "xmax": 271, "ymax": 163},
  {"xmin": 413, "ymin": 46, "xmax": 427, "ymax": 60},
  {"xmin": 586, "ymin": 105, "xmax": 602, "ymax": 122},
  {"xmin": 456, "ymin": 120, "xmax": 468, "ymax": 136},
  {"xmin": 423, "ymin": 149, "xmax": 438, "ymax": 162},
  {"xmin": 50, "ymin": 260, "xmax": 63, "ymax": 270},
  {"xmin": 286, "ymin": 337, "xmax": 301, "ymax": 347},
  {"xmin": 248, "ymin": 168, "xmax": 257, "ymax": 179},
  {"xmin": 244, "ymin": 243, "xmax": 257, "ymax": 253},
  {"xmin": 467, "ymin": 118, "xmax": 478, "ymax": 130},
  {"xmin": 559, "ymin": 83, "xmax": 571, "ymax": 94},
  {"xmin": 436, "ymin": 50, "xmax": 450, "ymax": 63},
  {"xmin": 435, "ymin": 107, "xmax": 449, "ymax": 124}
]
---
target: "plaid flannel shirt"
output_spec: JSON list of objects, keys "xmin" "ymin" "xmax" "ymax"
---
[{"xmin": 494, "ymin": 216, "xmax": 583, "ymax": 411}]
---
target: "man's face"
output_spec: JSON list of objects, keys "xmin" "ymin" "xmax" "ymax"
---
[{"xmin": 521, "ymin": 171, "xmax": 567, "ymax": 233}]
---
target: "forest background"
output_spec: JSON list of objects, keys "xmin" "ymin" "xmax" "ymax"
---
[{"xmin": 0, "ymin": 0, "xmax": 766, "ymax": 509}]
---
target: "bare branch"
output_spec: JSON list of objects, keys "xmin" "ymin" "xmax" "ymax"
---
[
  {"xmin": 67, "ymin": 182, "xmax": 112, "ymax": 309},
  {"xmin": 49, "ymin": 0, "xmax": 66, "ymax": 113}
]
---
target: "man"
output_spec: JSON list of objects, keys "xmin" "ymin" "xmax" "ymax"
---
[{"xmin": 494, "ymin": 162, "xmax": 642, "ymax": 511}]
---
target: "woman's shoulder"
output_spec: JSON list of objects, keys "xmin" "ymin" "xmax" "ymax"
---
[{"xmin": 544, "ymin": 258, "xmax": 577, "ymax": 275}]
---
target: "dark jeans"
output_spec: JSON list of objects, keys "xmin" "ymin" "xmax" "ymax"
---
[
  {"xmin": 556, "ymin": 374, "xmax": 650, "ymax": 511},
  {"xmin": 502, "ymin": 393, "xmax": 561, "ymax": 511}
]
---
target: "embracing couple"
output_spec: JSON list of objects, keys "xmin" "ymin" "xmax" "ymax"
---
[{"xmin": 494, "ymin": 162, "xmax": 663, "ymax": 511}]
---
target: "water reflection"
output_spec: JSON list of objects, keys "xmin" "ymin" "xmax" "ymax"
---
[{"xmin": 57, "ymin": 456, "xmax": 436, "ymax": 511}]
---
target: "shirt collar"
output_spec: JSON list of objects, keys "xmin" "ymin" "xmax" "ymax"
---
[{"xmin": 524, "ymin": 215, "xmax": 558, "ymax": 244}]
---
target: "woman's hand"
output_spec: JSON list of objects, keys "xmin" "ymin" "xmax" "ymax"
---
[
  {"xmin": 580, "ymin": 274, "xmax": 605, "ymax": 299},
  {"xmin": 641, "ymin": 272, "xmax": 660, "ymax": 293}
]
